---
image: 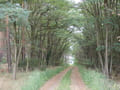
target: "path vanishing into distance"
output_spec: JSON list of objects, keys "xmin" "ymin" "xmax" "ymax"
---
[
  {"xmin": 40, "ymin": 66, "xmax": 88, "ymax": 90},
  {"xmin": 70, "ymin": 67, "xmax": 88, "ymax": 90}
]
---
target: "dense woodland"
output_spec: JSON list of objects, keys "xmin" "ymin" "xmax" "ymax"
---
[
  {"xmin": 0, "ymin": 0, "xmax": 120, "ymax": 80},
  {"xmin": 0, "ymin": 0, "xmax": 78, "ymax": 79},
  {"xmin": 73, "ymin": 0, "xmax": 120, "ymax": 78}
]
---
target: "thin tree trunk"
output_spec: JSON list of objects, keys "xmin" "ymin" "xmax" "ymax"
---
[
  {"xmin": 104, "ymin": 0, "xmax": 109, "ymax": 78},
  {"xmin": 22, "ymin": 27, "xmax": 25, "ymax": 61},
  {"xmin": 0, "ymin": 32, "xmax": 4, "ymax": 62},
  {"xmin": 6, "ymin": 15, "xmax": 12, "ymax": 73},
  {"xmin": 109, "ymin": 34, "xmax": 113, "ymax": 75},
  {"xmin": 110, "ymin": 55, "xmax": 112, "ymax": 74},
  {"xmin": 105, "ymin": 28, "xmax": 109, "ymax": 77},
  {"xmin": 13, "ymin": 44, "xmax": 22, "ymax": 80},
  {"xmin": 26, "ymin": 58, "xmax": 29, "ymax": 72},
  {"xmin": 21, "ymin": 1, "xmax": 27, "ymax": 61},
  {"xmin": 96, "ymin": 26, "xmax": 104, "ymax": 72}
]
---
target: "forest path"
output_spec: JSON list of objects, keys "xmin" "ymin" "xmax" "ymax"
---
[
  {"xmin": 70, "ymin": 66, "xmax": 88, "ymax": 90},
  {"xmin": 40, "ymin": 66, "xmax": 88, "ymax": 90},
  {"xmin": 40, "ymin": 67, "xmax": 72, "ymax": 90}
]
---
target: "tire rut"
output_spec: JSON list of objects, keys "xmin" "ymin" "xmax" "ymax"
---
[
  {"xmin": 40, "ymin": 67, "xmax": 72, "ymax": 90},
  {"xmin": 70, "ymin": 66, "xmax": 88, "ymax": 90}
]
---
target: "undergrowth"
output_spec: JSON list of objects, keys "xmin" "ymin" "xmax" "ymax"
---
[
  {"xmin": 78, "ymin": 65, "xmax": 120, "ymax": 90},
  {"xmin": 21, "ymin": 67, "xmax": 65, "ymax": 90}
]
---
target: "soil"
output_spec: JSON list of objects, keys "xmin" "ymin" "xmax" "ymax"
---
[
  {"xmin": 40, "ymin": 66, "xmax": 88, "ymax": 90},
  {"xmin": 70, "ymin": 66, "xmax": 88, "ymax": 90},
  {"xmin": 40, "ymin": 67, "xmax": 72, "ymax": 90}
]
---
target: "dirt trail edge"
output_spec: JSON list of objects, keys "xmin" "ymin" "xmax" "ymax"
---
[
  {"xmin": 40, "ymin": 67, "xmax": 72, "ymax": 90},
  {"xmin": 70, "ymin": 66, "xmax": 88, "ymax": 90}
]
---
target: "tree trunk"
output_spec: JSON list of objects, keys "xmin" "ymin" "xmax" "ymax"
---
[
  {"xmin": 105, "ymin": 28, "xmax": 109, "ymax": 78},
  {"xmin": 0, "ymin": 32, "xmax": 5, "ymax": 62},
  {"xmin": 109, "ymin": 34, "xmax": 113, "ymax": 75},
  {"xmin": 26, "ymin": 58, "xmax": 29, "ymax": 72},
  {"xmin": 22, "ymin": 27, "xmax": 25, "ymax": 61},
  {"xmin": 13, "ymin": 44, "xmax": 22, "ymax": 80},
  {"xmin": 104, "ymin": 0, "xmax": 109, "ymax": 78},
  {"xmin": 6, "ymin": 15, "xmax": 12, "ymax": 73},
  {"xmin": 96, "ymin": 25, "xmax": 104, "ymax": 72},
  {"xmin": 13, "ymin": 63, "xmax": 17, "ymax": 80}
]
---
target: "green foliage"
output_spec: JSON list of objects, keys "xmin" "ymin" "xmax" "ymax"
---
[
  {"xmin": 23, "ymin": 0, "xmax": 78, "ymax": 67},
  {"xmin": 0, "ymin": 59, "xmax": 7, "ymax": 64},
  {"xmin": 0, "ymin": 0, "xmax": 76, "ymax": 69},
  {"xmin": 113, "ymin": 43, "xmax": 120, "ymax": 52},
  {"xmin": 18, "ymin": 58, "xmax": 40, "ymax": 70},
  {"xmin": 21, "ymin": 67, "xmax": 65, "ymax": 90},
  {"xmin": 96, "ymin": 45, "xmax": 105, "ymax": 51},
  {"xmin": 0, "ymin": 3, "xmax": 30, "ymax": 26}
]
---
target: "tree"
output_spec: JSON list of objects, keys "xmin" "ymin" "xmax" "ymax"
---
[
  {"xmin": 0, "ymin": 2, "xmax": 30, "ymax": 79},
  {"xmin": 73, "ymin": 0, "xmax": 120, "ymax": 77}
]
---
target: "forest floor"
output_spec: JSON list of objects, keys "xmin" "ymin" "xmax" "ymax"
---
[
  {"xmin": 1, "ymin": 65, "xmax": 120, "ymax": 90},
  {"xmin": 40, "ymin": 66, "xmax": 88, "ymax": 90},
  {"xmin": 0, "ymin": 72, "xmax": 30, "ymax": 90}
]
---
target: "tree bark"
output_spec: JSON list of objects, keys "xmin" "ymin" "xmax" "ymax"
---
[
  {"xmin": 6, "ymin": 15, "xmax": 12, "ymax": 73},
  {"xmin": 95, "ymin": 24, "xmax": 104, "ymax": 72},
  {"xmin": 105, "ymin": 27, "xmax": 109, "ymax": 77},
  {"xmin": 104, "ymin": 0, "xmax": 109, "ymax": 78},
  {"xmin": 0, "ymin": 32, "xmax": 5, "ymax": 62}
]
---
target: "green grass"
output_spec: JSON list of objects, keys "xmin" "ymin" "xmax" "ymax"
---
[
  {"xmin": 21, "ymin": 67, "xmax": 65, "ymax": 90},
  {"xmin": 78, "ymin": 65, "xmax": 120, "ymax": 90},
  {"xmin": 57, "ymin": 69, "xmax": 72, "ymax": 90}
]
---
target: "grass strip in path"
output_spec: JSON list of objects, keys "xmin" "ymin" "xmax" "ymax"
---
[
  {"xmin": 21, "ymin": 67, "xmax": 65, "ymax": 90},
  {"xmin": 57, "ymin": 69, "xmax": 72, "ymax": 90}
]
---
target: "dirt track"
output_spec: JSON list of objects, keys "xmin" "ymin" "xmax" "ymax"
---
[
  {"xmin": 40, "ymin": 66, "xmax": 88, "ymax": 90},
  {"xmin": 40, "ymin": 67, "xmax": 72, "ymax": 90},
  {"xmin": 70, "ymin": 67, "xmax": 88, "ymax": 90}
]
